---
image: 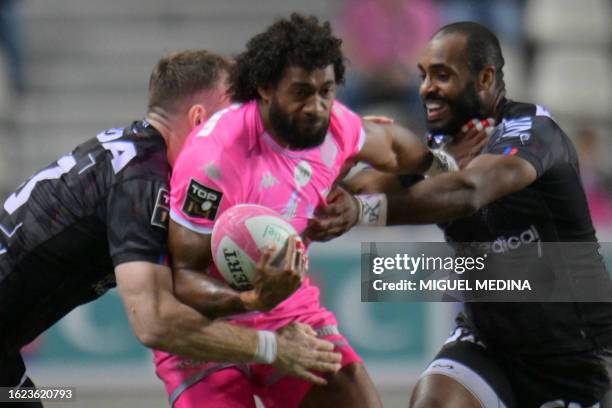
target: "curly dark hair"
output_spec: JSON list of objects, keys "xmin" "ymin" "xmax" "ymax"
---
[{"xmin": 230, "ymin": 13, "xmax": 346, "ymax": 102}]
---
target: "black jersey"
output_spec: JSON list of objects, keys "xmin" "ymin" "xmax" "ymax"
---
[
  {"xmin": 430, "ymin": 99, "xmax": 612, "ymax": 354},
  {"xmin": 0, "ymin": 121, "xmax": 170, "ymax": 352}
]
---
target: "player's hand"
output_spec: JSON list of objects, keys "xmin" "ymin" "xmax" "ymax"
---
[
  {"xmin": 444, "ymin": 118, "xmax": 495, "ymax": 169},
  {"xmin": 305, "ymin": 185, "xmax": 359, "ymax": 242},
  {"xmin": 240, "ymin": 235, "xmax": 306, "ymax": 312},
  {"xmin": 274, "ymin": 322, "xmax": 342, "ymax": 385}
]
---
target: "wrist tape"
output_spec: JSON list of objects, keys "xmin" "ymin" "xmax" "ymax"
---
[
  {"xmin": 426, "ymin": 148, "xmax": 459, "ymax": 177},
  {"xmin": 254, "ymin": 330, "xmax": 278, "ymax": 364},
  {"xmin": 355, "ymin": 194, "xmax": 388, "ymax": 226}
]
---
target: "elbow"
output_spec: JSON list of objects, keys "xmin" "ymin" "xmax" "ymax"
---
[
  {"xmin": 376, "ymin": 154, "xmax": 400, "ymax": 173},
  {"xmin": 128, "ymin": 294, "xmax": 173, "ymax": 349},
  {"xmin": 173, "ymin": 269, "xmax": 194, "ymax": 305},
  {"xmin": 460, "ymin": 195, "xmax": 480, "ymax": 217},
  {"xmin": 134, "ymin": 318, "xmax": 170, "ymax": 349},
  {"xmin": 455, "ymin": 176, "xmax": 481, "ymax": 217},
  {"xmin": 137, "ymin": 326, "xmax": 167, "ymax": 349},
  {"xmin": 457, "ymin": 185, "xmax": 482, "ymax": 217},
  {"xmin": 383, "ymin": 150, "xmax": 430, "ymax": 175}
]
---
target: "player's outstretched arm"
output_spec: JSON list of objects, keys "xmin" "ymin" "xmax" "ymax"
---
[
  {"xmin": 169, "ymin": 220, "xmax": 304, "ymax": 318},
  {"xmin": 343, "ymin": 168, "xmax": 405, "ymax": 195},
  {"xmin": 309, "ymin": 154, "xmax": 537, "ymax": 240},
  {"xmin": 386, "ymin": 154, "xmax": 537, "ymax": 224},
  {"xmin": 355, "ymin": 119, "xmax": 488, "ymax": 175},
  {"xmin": 342, "ymin": 120, "xmax": 492, "ymax": 195},
  {"xmin": 355, "ymin": 120, "xmax": 432, "ymax": 174},
  {"xmin": 306, "ymin": 120, "xmax": 496, "ymax": 241},
  {"xmin": 115, "ymin": 261, "xmax": 341, "ymax": 385}
]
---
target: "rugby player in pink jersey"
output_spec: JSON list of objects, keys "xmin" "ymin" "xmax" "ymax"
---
[{"xmin": 157, "ymin": 14, "xmax": 486, "ymax": 408}]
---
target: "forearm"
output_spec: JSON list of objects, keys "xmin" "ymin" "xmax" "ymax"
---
[
  {"xmin": 360, "ymin": 121, "xmax": 432, "ymax": 175},
  {"xmin": 154, "ymin": 294, "xmax": 258, "ymax": 362},
  {"xmin": 117, "ymin": 262, "xmax": 258, "ymax": 362},
  {"xmin": 174, "ymin": 268, "xmax": 249, "ymax": 319},
  {"xmin": 387, "ymin": 172, "xmax": 478, "ymax": 225},
  {"xmin": 390, "ymin": 125, "xmax": 433, "ymax": 174},
  {"xmin": 367, "ymin": 129, "xmax": 456, "ymax": 175}
]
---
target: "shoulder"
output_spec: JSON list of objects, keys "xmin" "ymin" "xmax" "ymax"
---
[
  {"xmin": 98, "ymin": 123, "xmax": 170, "ymax": 185},
  {"xmin": 486, "ymin": 100, "xmax": 572, "ymax": 175},
  {"xmin": 328, "ymin": 100, "xmax": 364, "ymax": 150},
  {"xmin": 495, "ymin": 100, "xmax": 563, "ymax": 145},
  {"xmin": 330, "ymin": 101, "xmax": 362, "ymax": 130},
  {"xmin": 190, "ymin": 102, "xmax": 257, "ymax": 149},
  {"xmin": 172, "ymin": 104, "xmax": 257, "ymax": 187}
]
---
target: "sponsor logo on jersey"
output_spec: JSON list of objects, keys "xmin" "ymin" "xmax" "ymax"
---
[
  {"xmin": 294, "ymin": 161, "xmax": 313, "ymax": 189},
  {"xmin": 501, "ymin": 117, "xmax": 532, "ymax": 144},
  {"xmin": 260, "ymin": 171, "xmax": 279, "ymax": 190},
  {"xmin": 151, "ymin": 187, "xmax": 170, "ymax": 229},
  {"xmin": 477, "ymin": 225, "xmax": 542, "ymax": 256},
  {"xmin": 282, "ymin": 191, "xmax": 301, "ymax": 219},
  {"xmin": 204, "ymin": 161, "xmax": 221, "ymax": 181},
  {"xmin": 182, "ymin": 179, "xmax": 222, "ymax": 220}
]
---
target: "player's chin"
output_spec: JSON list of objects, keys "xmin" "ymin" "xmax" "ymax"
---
[
  {"xmin": 427, "ymin": 118, "xmax": 459, "ymax": 136},
  {"xmin": 293, "ymin": 130, "xmax": 327, "ymax": 149},
  {"xmin": 426, "ymin": 122, "xmax": 448, "ymax": 135}
]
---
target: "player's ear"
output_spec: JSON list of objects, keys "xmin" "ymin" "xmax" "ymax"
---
[
  {"xmin": 257, "ymin": 85, "xmax": 272, "ymax": 105},
  {"xmin": 188, "ymin": 104, "xmax": 207, "ymax": 130},
  {"xmin": 479, "ymin": 66, "xmax": 496, "ymax": 91}
]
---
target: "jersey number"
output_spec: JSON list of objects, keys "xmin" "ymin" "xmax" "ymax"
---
[
  {"xmin": 97, "ymin": 128, "xmax": 137, "ymax": 173},
  {"xmin": 3, "ymin": 129, "xmax": 136, "ymax": 214}
]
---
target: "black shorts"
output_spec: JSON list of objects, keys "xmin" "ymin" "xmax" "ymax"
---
[{"xmin": 421, "ymin": 317, "xmax": 612, "ymax": 407}]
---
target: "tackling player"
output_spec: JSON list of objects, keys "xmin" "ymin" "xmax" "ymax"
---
[
  {"xmin": 309, "ymin": 22, "xmax": 612, "ymax": 407},
  {"xmin": 160, "ymin": 14, "xmax": 485, "ymax": 408},
  {"xmin": 0, "ymin": 50, "xmax": 341, "ymax": 408}
]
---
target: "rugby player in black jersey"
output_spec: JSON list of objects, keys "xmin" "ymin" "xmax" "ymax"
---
[
  {"xmin": 308, "ymin": 22, "xmax": 612, "ymax": 407},
  {"xmin": 0, "ymin": 50, "xmax": 343, "ymax": 406}
]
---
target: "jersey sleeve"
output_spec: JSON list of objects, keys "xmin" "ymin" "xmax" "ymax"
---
[
  {"xmin": 169, "ymin": 139, "xmax": 237, "ymax": 235},
  {"xmin": 330, "ymin": 101, "xmax": 366, "ymax": 162},
  {"xmin": 107, "ymin": 177, "xmax": 169, "ymax": 267},
  {"xmin": 486, "ymin": 116, "xmax": 567, "ymax": 178}
]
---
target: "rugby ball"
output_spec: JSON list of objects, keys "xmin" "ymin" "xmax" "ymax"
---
[{"xmin": 211, "ymin": 204, "xmax": 298, "ymax": 291}]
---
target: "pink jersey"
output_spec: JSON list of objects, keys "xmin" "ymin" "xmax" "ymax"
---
[{"xmin": 169, "ymin": 99, "xmax": 364, "ymax": 316}]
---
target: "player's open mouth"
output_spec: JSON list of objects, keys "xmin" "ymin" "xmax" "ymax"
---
[{"xmin": 425, "ymin": 101, "xmax": 448, "ymax": 121}]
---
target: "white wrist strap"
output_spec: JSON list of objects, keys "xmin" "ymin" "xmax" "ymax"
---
[
  {"xmin": 355, "ymin": 194, "xmax": 388, "ymax": 226},
  {"xmin": 254, "ymin": 330, "xmax": 278, "ymax": 364},
  {"xmin": 426, "ymin": 148, "xmax": 459, "ymax": 177}
]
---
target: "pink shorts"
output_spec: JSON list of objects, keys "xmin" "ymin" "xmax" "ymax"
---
[{"xmin": 153, "ymin": 307, "xmax": 361, "ymax": 408}]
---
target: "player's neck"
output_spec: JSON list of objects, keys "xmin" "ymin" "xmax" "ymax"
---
[
  {"xmin": 145, "ymin": 110, "xmax": 181, "ymax": 165},
  {"xmin": 491, "ymin": 90, "xmax": 507, "ymax": 120}
]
